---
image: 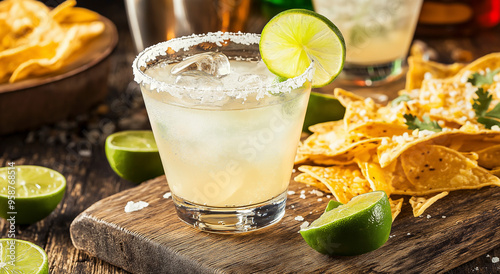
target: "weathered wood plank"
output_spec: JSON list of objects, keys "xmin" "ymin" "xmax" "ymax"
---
[{"xmin": 70, "ymin": 175, "xmax": 500, "ymax": 274}]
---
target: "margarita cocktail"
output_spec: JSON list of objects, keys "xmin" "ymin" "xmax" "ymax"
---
[
  {"xmin": 313, "ymin": 0, "xmax": 422, "ymax": 85},
  {"xmin": 133, "ymin": 32, "xmax": 313, "ymax": 233}
]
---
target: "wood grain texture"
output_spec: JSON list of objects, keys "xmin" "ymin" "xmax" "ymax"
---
[{"xmin": 71, "ymin": 174, "xmax": 500, "ymax": 274}]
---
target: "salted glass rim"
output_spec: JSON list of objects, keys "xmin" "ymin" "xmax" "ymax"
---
[{"xmin": 132, "ymin": 31, "xmax": 314, "ymax": 100}]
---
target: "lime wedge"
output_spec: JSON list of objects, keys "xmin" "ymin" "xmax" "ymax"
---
[
  {"xmin": 324, "ymin": 200, "xmax": 343, "ymax": 212},
  {"xmin": 105, "ymin": 130, "xmax": 164, "ymax": 184},
  {"xmin": 259, "ymin": 9, "xmax": 346, "ymax": 88},
  {"xmin": 303, "ymin": 92, "xmax": 345, "ymax": 132},
  {"xmin": 300, "ymin": 191, "xmax": 392, "ymax": 256},
  {"xmin": 0, "ymin": 238, "xmax": 49, "ymax": 274},
  {"xmin": 0, "ymin": 165, "xmax": 66, "ymax": 224}
]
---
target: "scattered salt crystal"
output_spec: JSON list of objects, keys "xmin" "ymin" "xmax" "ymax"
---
[
  {"xmin": 492, "ymin": 257, "xmax": 499, "ymax": 263},
  {"xmin": 487, "ymin": 254, "xmax": 491, "ymax": 258},
  {"xmin": 475, "ymin": 267, "xmax": 479, "ymax": 271},
  {"xmin": 163, "ymin": 192, "xmax": 172, "ymax": 199},
  {"xmin": 292, "ymin": 168, "xmax": 296, "ymax": 173},
  {"xmin": 287, "ymin": 190, "xmax": 296, "ymax": 195},
  {"xmin": 309, "ymin": 189, "xmax": 324, "ymax": 197},
  {"xmin": 407, "ymin": 233, "xmax": 411, "ymax": 236},
  {"xmin": 427, "ymin": 214, "xmax": 432, "ymax": 219},
  {"xmin": 326, "ymin": 195, "xmax": 331, "ymax": 198},
  {"xmin": 295, "ymin": 216, "xmax": 304, "ymax": 221},
  {"xmin": 300, "ymin": 190, "xmax": 306, "ymax": 194},
  {"xmin": 389, "ymin": 234, "xmax": 396, "ymax": 238},
  {"xmin": 79, "ymin": 149, "xmax": 92, "ymax": 157},
  {"xmin": 442, "ymin": 215, "xmax": 446, "ymax": 219},
  {"xmin": 317, "ymin": 198, "xmax": 322, "ymax": 202},
  {"xmin": 299, "ymin": 193, "xmax": 306, "ymax": 199},
  {"xmin": 291, "ymin": 205, "xmax": 295, "ymax": 209},
  {"xmin": 124, "ymin": 201, "xmax": 149, "ymax": 213},
  {"xmin": 300, "ymin": 221, "xmax": 310, "ymax": 230}
]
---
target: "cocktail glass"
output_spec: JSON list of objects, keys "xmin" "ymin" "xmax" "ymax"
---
[
  {"xmin": 132, "ymin": 32, "xmax": 313, "ymax": 233},
  {"xmin": 313, "ymin": 0, "xmax": 423, "ymax": 86}
]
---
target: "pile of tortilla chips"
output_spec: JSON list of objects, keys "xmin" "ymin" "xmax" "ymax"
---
[
  {"xmin": 0, "ymin": 0, "xmax": 105, "ymax": 83},
  {"xmin": 295, "ymin": 51, "xmax": 500, "ymax": 220}
]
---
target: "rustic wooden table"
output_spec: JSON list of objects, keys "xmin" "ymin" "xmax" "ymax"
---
[{"xmin": 1, "ymin": 1, "xmax": 499, "ymax": 273}]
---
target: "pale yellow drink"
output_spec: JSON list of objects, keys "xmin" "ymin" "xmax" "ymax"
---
[
  {"xmin": 133, "ymin": 32, "xmax": 313, "ymax": 232},
  {"xmin": 143, "ymin": 60, "xmax": 309, "ymax": 207}
]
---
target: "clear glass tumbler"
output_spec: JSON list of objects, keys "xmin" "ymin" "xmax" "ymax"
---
[
  {"xmin": 313, "ymin": 0, "xmax": 423, "ymax": 86},
  {"xmin": 132, "ymin": 32, "xmax": 313, "ymax": 233}
]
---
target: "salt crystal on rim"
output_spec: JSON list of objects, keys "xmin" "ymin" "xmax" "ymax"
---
[{"xmin": 132, "ymin": 32, "xmax": 314, "ymax": 101}]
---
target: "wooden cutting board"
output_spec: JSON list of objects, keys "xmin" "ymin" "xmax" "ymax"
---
[{"xmin": 70, "ymin": 174, "xmax": 500, "ymax": 274}]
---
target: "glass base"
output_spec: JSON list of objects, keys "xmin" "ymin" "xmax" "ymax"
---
[
  {"xmin": 172, "ymin": 191, "xmax": 287, "ymax": 234},
  {"xmin": 338, "ymin": 58, "xmax": 405, "ymax": 87}
]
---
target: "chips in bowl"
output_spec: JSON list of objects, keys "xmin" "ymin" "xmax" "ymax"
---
[
  {"xmin": 0, "ymin": 0, "xmax": 105, "ymax": 83},
  {"xmin": 295, "ymin": 52, "xmax": 500, "ymax": 219}
]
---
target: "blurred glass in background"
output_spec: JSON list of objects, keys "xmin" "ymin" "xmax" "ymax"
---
[
  {"xmin": 313, "ymin": 0, "xmax": 423, "ymax": 86},
  {"xmin": 125, "ymin": 0, "xmax": 253, "ymax": 52}
]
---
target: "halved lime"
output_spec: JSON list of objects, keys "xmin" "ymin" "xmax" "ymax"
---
[
  {"xmin": 0, "ymin": 238, "xmax": 49, "ymax": 274},
  {"xmin": 300, "ymin": 191, "xmax": 392, "ymax": 256},
  {"xmin": 303, "ymin": 92, "xmax": 345, "ymax": 132},
  {"xmin": 0, "ymin": 165, "xmax": 66, "ymax": 224},
  {"xmin": 259, "ymin": 9, "xmax": 346, "ymax": 88},
  {"xmin": 105, "ymin": 130, "xmax": 164, "ymax": 184}
]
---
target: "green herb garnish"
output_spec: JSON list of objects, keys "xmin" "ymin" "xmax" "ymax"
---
[
  {"xmin": 468, "ymin": 68, "xmax": 500, "ymax": 86},
  {"xmin": 404, "ymin": 114, "xmax": 442, "ymax": 132},
  {"xmin": 473, "ymin": 88, "xmax": 500, "ymax": 129},
  {"xmin": 473, "ymin": 87, "xmax": 492, "ymax": 117}
]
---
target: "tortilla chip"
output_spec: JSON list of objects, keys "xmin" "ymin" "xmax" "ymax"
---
[
  {"xmin": 334, "ymin": 88, "xmax": 366, "ymax": 107},
  {"xmin": 377, "ymin": 129, "xmax": 500, "ymax": 168},
  {"xmin": 406, "ymin": 56, "xmax": 465, "ymax": 90},
  {"xmin": 351, "ymin": 122, "xmax": 412, "ymax": 138},
  {"xmin": 293, "ymin": 173, "xmax": 330, "ymax": 193},
  {"xmin": 298, "ymin": 165, "xmax": 371, "ymax": 204},
  {"xmin": 476, "ymin": 144, "xmax": 500, "ymax": 169},
  {"xmin": 400, "ymin": 144, "xmax": 500, "ymax": 195},
  {"xmin": 409, "ymin": 192, "xmax": 449, "ymax": 217},
  {"xmin": 308, "ymin": 120, "xmax": 344, "ymax": 134},
  {"xmin": 453, "ymin": 52, "xmax": 500, "ymax": 83},
  {"xmin": 357, "ymin": 160, "xmax": 394, "ymax": 196},
  {"xmin": 0, "ymin": 0, "xmax": 105, "ymax": 83},
  {"xmin": 389, "ymin": 198, "xmax": 404, "ymax": 221}
]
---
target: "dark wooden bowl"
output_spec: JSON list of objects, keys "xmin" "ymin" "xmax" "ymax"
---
[{"xmin": 0, "ymin": 16, "xmax": 118, "ymax": 135}]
